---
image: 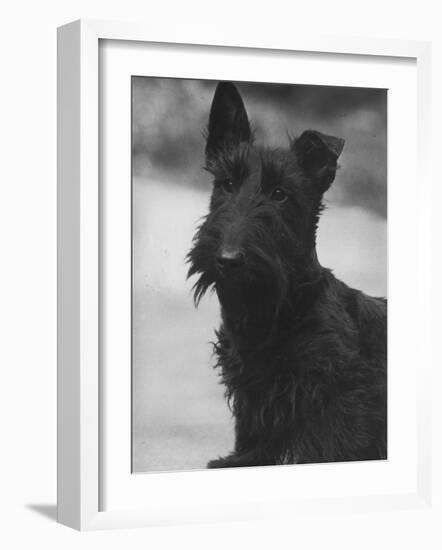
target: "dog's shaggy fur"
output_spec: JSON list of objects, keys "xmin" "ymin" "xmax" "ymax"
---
[{"xmin": 187, "ymin": 82, "xmax": 387, "ymax": 468}]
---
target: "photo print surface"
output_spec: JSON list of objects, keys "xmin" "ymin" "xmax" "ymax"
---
[{"xmin": 132, "ymin": 77, "xmax": 387, "ymax": 473}]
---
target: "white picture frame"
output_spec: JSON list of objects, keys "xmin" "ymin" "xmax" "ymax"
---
[{"xmin": 57, "ymin": 19, "xmax": 433, "ymax": 531}]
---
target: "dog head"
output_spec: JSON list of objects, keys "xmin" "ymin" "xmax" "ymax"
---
[{"xmin": 188, "ymin": 82, "xmax": 344, "ymax": 311}]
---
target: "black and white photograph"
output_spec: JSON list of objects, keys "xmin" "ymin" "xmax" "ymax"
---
[{"xmin": 131, "ymin": 77, "xmax": 387, "ymax": 473}]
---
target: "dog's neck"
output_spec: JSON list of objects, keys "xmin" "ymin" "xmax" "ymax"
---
[{"xmin": 218, "ymin": 248, "xmax": 325, "ymax": 355}]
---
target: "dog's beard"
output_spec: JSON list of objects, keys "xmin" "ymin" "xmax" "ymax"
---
[
  {"xmin": 190, "ymin": 270, "xmax": 217, "ymax": 306},
  {"xmin": 188, "ymin": 244, "xmax": 292, "ymax": 323},
  {"xmin": 186, "ymin": 244, "xmax": 217, "ymax": 306},
  {"xmin": 217, "ymin": 260, "xmax": 290, "ymax": 332}
]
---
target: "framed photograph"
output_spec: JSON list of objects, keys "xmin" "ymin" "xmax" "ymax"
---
[{"xmin": 57, "ymin": 19, "xmax": 432, "ymax": 530}]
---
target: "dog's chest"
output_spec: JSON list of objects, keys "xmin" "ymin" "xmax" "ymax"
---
[{"xmin": 222, "ymin": 342, "xmax": 299, "ymax": 403}]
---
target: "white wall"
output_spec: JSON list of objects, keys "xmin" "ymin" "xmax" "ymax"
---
[{"xmin": 0, "ymin": 1, "xmax": 440, "ymax": 547}]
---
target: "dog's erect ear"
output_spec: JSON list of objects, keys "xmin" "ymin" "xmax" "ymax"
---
[
  {"xmin": 294, "ymin": 130, "xmax": 345, "ymax": 192},
  {"xmin": 206, "ymin": 82, "xmax": 251, "ymax": 158}
]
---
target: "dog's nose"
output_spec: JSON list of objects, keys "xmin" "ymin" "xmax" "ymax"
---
[{"xmin": 216, "ymin": 249, "xmax": 244, "ymax": 273}]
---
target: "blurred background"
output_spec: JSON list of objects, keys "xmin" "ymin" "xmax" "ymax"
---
[{"xmin": 132, "ymin": 77, "xmax": 387, "ymax": 473}]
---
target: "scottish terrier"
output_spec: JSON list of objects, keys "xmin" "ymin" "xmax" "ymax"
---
[{"xmin": 187, "ymin": 81, "xmax": 387, "ymax": 468}]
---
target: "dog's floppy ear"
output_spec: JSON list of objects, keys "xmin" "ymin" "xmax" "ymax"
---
[
  {"xmin": 294, "ymin": 130, "xmax": 345, "ymax": 192},
  {"xmin": 206, "ymin": 82, "xmax": 251, "ymax": 158}
]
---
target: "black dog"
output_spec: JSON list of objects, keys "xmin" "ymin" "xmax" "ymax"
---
[{"xmin": 188, "ymin": 82, "xmax": 387, "ymax": 468}]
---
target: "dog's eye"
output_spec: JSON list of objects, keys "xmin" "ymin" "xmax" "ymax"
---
[
  {"xmin": 221, "ymin": 180, "xmax": 234, "ymax": 193},
  {"xmin": 271, "ymin": 188, "xmax": 287, "ymax": 202}
]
